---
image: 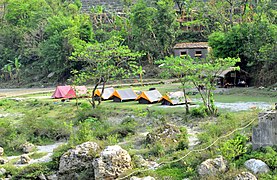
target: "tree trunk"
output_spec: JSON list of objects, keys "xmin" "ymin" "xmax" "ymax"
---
[
  {"xmin": 98, "ymin": 79, "xmax": 106, "ymax": 106},
  {"xmin": 182, "ymin": 87, "xmax": 189, "ymax": 114},
  {"xmin": 91, "ymin": 79, "xmax": 101, "ymax": 108}
]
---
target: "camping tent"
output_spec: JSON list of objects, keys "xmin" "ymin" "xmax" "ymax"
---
[
  {"xmin": 110, "ymin": 88, "xmax": 137, "ymax": 102},
  {"xmin": 73, "ymin": 86, "xmax": 88, "ymax": 97},
  {"xmin": 52, "ymin": 86, "xmax": 76, "ymax": 99},
  {"xmin": 94, "ymin": 87, "xmax": 115, "ymax": 100},
  {"xmin": 136, "ymin": 89, "xmax": 162, "ymax": 104},
  {"xmin": 160, "ymin": 91, "xmax": 192, "ymax": 106}
]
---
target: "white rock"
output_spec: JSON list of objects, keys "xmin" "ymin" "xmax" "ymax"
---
[
  {"xmin": 0, "ymin": 147, "xmax": 3, "ymax": 156},
  {"xmin": 0, "ymin": 168, "xmax": 6, "ymax": 176},
  {"xmin": 0, "ymin": 157, "xmax": 8, "ymax": 164},
  {"xmin": 58, "ymin": 142, "xmax": 99, "ymax": 179},
  {"xmin": 234, "ymin": 172, "xmax": 257, "ymax": 180},
  {"xmin": 94, "ymin": 145, "xmax": 131, "ymax": 180},
  {"xmin": 244, "ymin": 159, "xmax": 270, "ymax": 174},
  {"xmin": 198, "ymin": 156, "xmax": 228, "ymax": 176},
  {"xmin": 18, "ymin": 154, "xmax": 31, "ymax": 164},
  {"xmin": 47, "ymin": 173, "xmax": 58, "ymax": 180},
  {"xmin": 20, "ymin": 142, "xmax": 36, "ymax": 153}
]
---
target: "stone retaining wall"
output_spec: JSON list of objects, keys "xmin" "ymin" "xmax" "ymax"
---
[{"xmin": 252, "ymin": 110, "xmax": 277, "ymax": 149}]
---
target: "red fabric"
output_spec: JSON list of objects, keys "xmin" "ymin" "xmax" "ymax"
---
[{"xmin": 52, "ymin": 86, "xmax": 76, "ymax": 99}]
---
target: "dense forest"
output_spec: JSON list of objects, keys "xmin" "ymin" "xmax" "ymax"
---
[{"xmin": 0, "ymin": 0, "xmax": 276, "ymax": 87}]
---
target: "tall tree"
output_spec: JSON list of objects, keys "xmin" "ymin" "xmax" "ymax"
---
[{"xmin": 71, "ymin": 36, "xmax": 143, "ymax": 108}]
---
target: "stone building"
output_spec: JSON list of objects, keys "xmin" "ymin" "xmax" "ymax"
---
[{"xmin": 173, "ymin": 42, "xmax": 209, "ymax": 59}]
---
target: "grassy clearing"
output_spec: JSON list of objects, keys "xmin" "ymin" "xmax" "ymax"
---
[{"xmin": 0, "ymin": 84, "xmax": 276, "ymax": 179}]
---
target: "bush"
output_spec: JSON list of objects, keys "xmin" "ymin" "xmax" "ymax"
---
[
  {"xmin": 148, "ymin": 142, "xmax": 165, "ymax": 157},
  {"xmin": 219, "ymin": 133, "xmax": 248, "ymax": 162},
  {"xmin": 19, "ymin": 109, "xmax": 71, "ymax": 143},
  {"xmin": 191, "ymin": 106, "xmax": 208, "ymax": 118},
  {"xmin": 236, "ymin": 146, "xmax": 277, "ymax": 169},
  {"xmin": 13, "ymin": 163, "xmax": 50, "ymax": 179},
  {"xmin": 176, "ymin": 127, "xmax": 189, "ymax": 151}
]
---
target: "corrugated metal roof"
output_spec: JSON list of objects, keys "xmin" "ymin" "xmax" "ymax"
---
[
  {"xmin": 161, "ymin": 91, "xmax": 192, "ymax": 105},
  {"xmin": 95, "ymin": 87, "xmax": 115, "ymax": 100},
  {"xmin": 173, "ymin": 42, "xmax": 209, "ymax": 49},
  {"xmin": 116, "ymin": 88, "xmax": 137, "ymax": 100},
  {"xmin": 136, "ymin": 90, "xmax": 162, "ymax": 103}
]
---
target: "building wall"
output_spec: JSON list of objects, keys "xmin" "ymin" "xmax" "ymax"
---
[
  {"xmin": 81, "ymin": 0, "xmax": 124, "ymax": 12},
  {"xmin": 252, "ymin": 111, "xmax": 277, "ymax": 150},
  {"xmin": 173, "ymin": 48, "xmax": 208, "ymax": 59}
]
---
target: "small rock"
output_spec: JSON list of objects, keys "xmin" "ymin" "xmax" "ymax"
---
[
  {"xmin": 198, "ymin": 156, "xmax": 228, "ymax": 176},
  {"xmin": 47, "ymin": 173, "xmax": 58, "ymax": 180},
  {"xmin": 133, "ymin": 155, "xmax": 149, "ymax": 168},
  {"xmin": 0, "ymin": 157, "xmax": 8, "ymax": 164},
  {"xmin": 47, "ymin": 72, "xmax": 55, "ymax": 78},
  {"xmin": 20, "ymin": 142, "xmax": 36, "ymax": 153},
  {"xmin": 38, "ymin": 173, "xmax": 47, "ymax": 180},
  {"xmin": 234, "ymin": 172, "xmax": 257, "ymax": 180},
  {"xmin": 94, "ymin": 145, "xmax": 132, "ymax": 180},
  {"xmin": 18, "ymin": 154, "xmax": 31, "ymax": 164},
  {"xmin": 244, "ymin": 159, "xmax": 270, "ymax": 174},
  {"xmin": 0, "ymin": 168, "xmax": 6, "ymax": 176},
  {"xmin": 0, "ymin": 147, "xmax": 3, "ymax": 156},
  {"xmin": 130, "ymin": 176, "xmax": 156, "ymax": 180}
]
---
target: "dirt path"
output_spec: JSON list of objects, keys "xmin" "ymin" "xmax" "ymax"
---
[{"xmin": 7, "ymin": 142, "xmax": 65, "ymax": 166}]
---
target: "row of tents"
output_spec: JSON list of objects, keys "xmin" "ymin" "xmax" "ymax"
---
[{"xmin": 52, "ymin": 86, "xmax": 192, "ymax": 106}]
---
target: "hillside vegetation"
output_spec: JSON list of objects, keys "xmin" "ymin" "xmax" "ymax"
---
[{"xmin": 0, "ymin": 0, "xmax": 276, "ymax": 87}]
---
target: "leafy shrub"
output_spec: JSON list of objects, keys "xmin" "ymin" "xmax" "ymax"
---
[
  {"xmin": 176, "ymin": 127, "xmax": 189, "ymax": 151},
  {"xmin": 236, "ymin": 146, "xmax": 277, "ymax": 169},
  {"xmin": 148, "ymin": 142, "xmax": 165, "ymax": 157},
  {"xmin": 219, "ymin": 134, "xmax": 248, "ymax": 162},
  {"xmin": 154, "ymin": 167, "xmax": 186, "ymax": 180},
  {"xmin": 191, "ymin": 105, "xmax": 208, "ymax": 118},
  {"xmin": 0, "ymin": 118, "xmax": 26, "ymax": 154},
  {"xmin": 19, "ymin": 110, "xmax": 71, "ymax": 143},
  {"xmin": 13, "ymin": 163, "xmax": 50, "ymax": 179}
]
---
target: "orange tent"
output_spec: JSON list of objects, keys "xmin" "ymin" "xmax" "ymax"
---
[
  {"xmin": 94, "ymin": 87, "xmax": 115, "ymax": 100},
  {"xmin": 160, "ymin": 91, "xmax": 192, "ymax": 105},
  {"xmin": 136, "ymin": 89, "xmax": 162, "ymax": 104},
  {"xmin": 110, "ymin": 88, "xmax": 137, "ymax": 102}
]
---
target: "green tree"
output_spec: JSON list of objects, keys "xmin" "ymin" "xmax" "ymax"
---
[
  {"xmin": 71, "ymin": 36, "xmax": 143, "ymax": 108},
  {"xmin": 156, "ymin": 55, "xmax": 194, "ymax": 113},
  {"xmin": 129, "ymin": 0, "xmax": 179, "ymax": 64},
  {"xmin": 158, "ymin": 55, "xmax": 240, "ymax": 115},
  {"xmin": 188, "ymin": 56, "xmax": 240, "ymax": 115}
]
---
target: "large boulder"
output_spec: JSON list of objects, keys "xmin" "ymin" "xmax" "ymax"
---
[
  {"xmin": 93, "ymin": 145, "xmax": 131, "ymax": 180},
  {"xmin": 244, "ymin": 159, "xmax": 270, "ymax": 174},
  {"xmin": 198, "ymin": 156, "xmax": 228, "ymax": 176},
  {"xmin": 20, "ymin": 142, "xmax": 36, "ymax": 153},
  {"xmin": 234, "ymin": 172, "xmax": 257, "ymax": 180},
  {"xmin": 0, "ymin": 147, "xmax": 3, "ymax": 156},
  {"xmin": 130, "ymin": 176, "xmax": 156, "ymax": 180},
  {"xmin": 58, "ymin": 142, "xmax": 100, "ymax": 180}
]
